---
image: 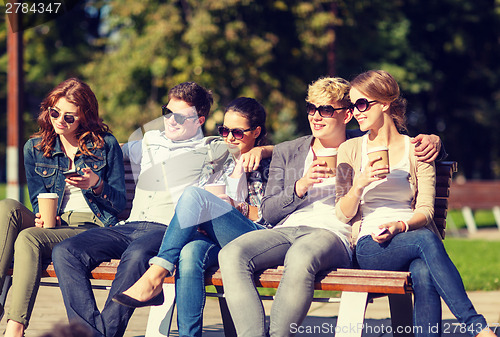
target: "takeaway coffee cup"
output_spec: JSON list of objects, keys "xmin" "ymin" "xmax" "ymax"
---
[
  {"xmin": 204, "ymin": 183, "xmax": 226, "ymax": 196},
  {"xmin": 37, "ymin": 193, "xmax": 58, "ymax": 228},
  {"xmin": 316, "ymin": 148, "xmax": 338, "ymax": 177},
  {"xmin": 367, "ymin": 146, "xmax": 390, "ymax": 177}
]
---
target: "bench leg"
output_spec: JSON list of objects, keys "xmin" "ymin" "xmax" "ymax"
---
[
  {"xmin": 335, "ymin": 291, "xmax": 369, "ymax": 337},
  {"xmin": 215, "ymin": 285, "xmax": 237, "ymax": 337},
  {"xmin": 462, "ymin": 207, "xmax": 477, "ymax": 234},
  {"xmin": 492, "ymin": 206, "xmax": 500, "ymax": 230},
  {"xmin": 388, "ymin": 293, "xmax": 414, "ymax": 337},
  {"xmin": 145, "ymin": 283, "xmax": 176, "ymax": 337}
]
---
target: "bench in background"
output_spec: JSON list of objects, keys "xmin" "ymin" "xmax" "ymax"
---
[{"xmin": 448, "ymin": 180, "xmax": 500, "ymax": 234}]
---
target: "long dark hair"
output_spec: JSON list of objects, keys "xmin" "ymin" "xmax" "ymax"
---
[
  {"xmin": 225, "ymin": 97, "xmax": 268, "ymax": 146},
  {"xmin": 33, "ymin": 78, "xmax": 110, "ymax": 157}
]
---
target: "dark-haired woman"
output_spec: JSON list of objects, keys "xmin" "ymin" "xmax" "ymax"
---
[
  {"xmin": 0, "ymin": 78, "xmax": 126, "ymax": 337},
  {"xmin": 113, "ymin": 97, "xmax": 271, "ymax": 337},
  {"xmin": 335, "ymin": 70, "xmax": 495, "ymax": 337}
]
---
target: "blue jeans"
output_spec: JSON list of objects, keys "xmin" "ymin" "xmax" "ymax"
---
[
  {"xmin": 52, "ymin": 221, "xmax": 167, "ymax": 337},
  {"xmin": 150, "ymin": 186, "xmax": 263, "ymax": 272},
  {"xmin": 149, "ymin": 186, "xmax": 263, "ymax": 337},
  {"xmin": 355, "ymin": 228, "xmax": 488, "ymax": 337},
  {"xmin": 219, "ymin": 226, "xmax": 352, "ymax": 337},
  {"xmin": 175, "ymin": 235, "xmax": 219, "ymax": 337}
]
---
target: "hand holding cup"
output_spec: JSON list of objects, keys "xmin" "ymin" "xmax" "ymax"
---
[
  {"xmin": 367, "ymin": 146, "xmax": 390, "ymax": 178},
  {"xmin": 315, "ymin": 148, "xmax": 338, "ymax": 177},
  {"xmin": 37, "ymin": 193, "xmax": 59, "ymax": 228}
]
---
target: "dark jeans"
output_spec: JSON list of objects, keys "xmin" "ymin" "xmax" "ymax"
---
[
  {"xmin": 355, "ymin": 228, "xmax": 488, "ymax": 337},
  {"xmin": 52, "ymin": 221, "xmax": 167, "ymax": 337}
]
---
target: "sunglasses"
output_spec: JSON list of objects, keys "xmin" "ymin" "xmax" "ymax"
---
[
  {"xmin": 218, "ymin": 125, "xmax": 254, "ymax": 140},
  {"xmin": 306, "ymin": 102, "xmax": 347, "ymax": 118},
  {"xmin": 162, "ymin": 106, "xmax": 199, "ymax": 124},
  {"xmin": 348, "ymin": 98, "xmax": 378, "ymax": 113},
  {"xmin": 49, "ymin": 108, "xmax": 79, "ymax": 124}
]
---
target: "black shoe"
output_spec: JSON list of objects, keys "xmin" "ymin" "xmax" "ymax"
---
[{"xmin": 112, "ymin": 290, "xmax": 164, "ymax": 308}]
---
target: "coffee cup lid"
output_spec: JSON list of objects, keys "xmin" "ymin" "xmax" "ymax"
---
[
  {"xmin": 38, "ymin": 193, "xmax": 58, "ymax": 199},
  {"xmin": 315, "ymin": 148, "xmax": 338, "ymax": 156},
  {"xmin": 367, "ymin": 146, "xmax": 388, "ymax": 154}
]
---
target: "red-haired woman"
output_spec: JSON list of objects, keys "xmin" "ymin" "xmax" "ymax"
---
[{"xmin": 0, "ymin": 78, "xmax": 126, "ymax": 337}]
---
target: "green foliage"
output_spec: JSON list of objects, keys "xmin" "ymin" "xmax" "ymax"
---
[
  {"xmin": 81, "ymin": 0, "xmax": 350, "ymax": 142},
  {"xmin": 2, "ymin": 0, "xmax": 500, "ymax": 177}
]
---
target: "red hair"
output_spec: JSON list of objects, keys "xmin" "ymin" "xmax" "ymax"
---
[{"xmin": 33, "ymin": 78, "xmax": 110, "ymax": 157}]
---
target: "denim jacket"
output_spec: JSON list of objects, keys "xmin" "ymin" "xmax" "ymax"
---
[{"xmin": 23, "ymin": 133, "xmax": 127, "ymax": 227}]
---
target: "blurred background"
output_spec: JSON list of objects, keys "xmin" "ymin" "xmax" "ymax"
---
[{"xmin": 1, "ymin": 0, "xmax": 500, "ymax": 183}]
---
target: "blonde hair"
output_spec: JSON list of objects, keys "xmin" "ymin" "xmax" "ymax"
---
[
  {"xmin": 306, "ymin": 77, "xmax": 351, "ymax": 107},
  {"xmin": 350, "ymin": 70, "xmax": 407, "ymax": 132}
]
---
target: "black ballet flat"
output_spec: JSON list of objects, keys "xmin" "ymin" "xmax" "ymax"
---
[{"xmin": 112, "ymin": 290, "xmax": 164, "ymax": 308}]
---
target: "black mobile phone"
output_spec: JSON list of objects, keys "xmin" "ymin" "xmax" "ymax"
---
[{"xmin": 63, "ymin": 168, "xmax": 80, "ymax": 178}]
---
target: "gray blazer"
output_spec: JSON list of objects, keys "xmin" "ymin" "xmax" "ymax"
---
[{"xmin": 261, "ymin": 130, "xmax": 364, "ymax": 227}]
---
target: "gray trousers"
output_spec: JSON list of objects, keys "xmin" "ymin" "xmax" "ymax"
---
[
  {"xmin": 0, "ymin": 199, "xmax": 101, "ymax": 327},
  {"xmin": 219, "ymin": 226, "xmax": 351, "ymax": 337}
]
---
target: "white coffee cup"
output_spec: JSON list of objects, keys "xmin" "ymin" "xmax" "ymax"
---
[
  {"xmin": 204, "ymin": 183, "xmax": 226, "ymax": 196},
  {"xmin": 37, "ymin": 193, "xmax": 58, "ymax": 228}
]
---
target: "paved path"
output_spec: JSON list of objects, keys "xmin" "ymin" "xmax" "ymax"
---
[{"xmin": 1, "ymin": 278, "xmax": 499, "ymax": 337}]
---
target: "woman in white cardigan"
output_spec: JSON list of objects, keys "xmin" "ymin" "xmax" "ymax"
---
[{"xmin": 335, "ymin": 70, "xmax": 495, "ymax": 337}]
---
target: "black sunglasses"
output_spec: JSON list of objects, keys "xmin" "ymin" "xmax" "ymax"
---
[
  {"xmin": 162, "ymin": 106, "xmax": 199, "ymax": 124},
  {"xmin": 49, "ymin": 108, "xmax": 79, "ymax": 124},
  {"xmin": 348, "ymin": 98, "xmax": 378, "ymax": 113},
  {"xmin": 306, "ymin": 102, "xmax": 347, "ymax": 118},
  {"xmin": 218, "ymin": 125, "xmax": 254, "ymax": 140}
]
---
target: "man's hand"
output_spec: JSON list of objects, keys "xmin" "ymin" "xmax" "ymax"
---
[
  {"xmin": 295, "ymin": 160, "xmax": 330, "ymax": 197},
  {"xmin": 412, "ymin": 134, "xmax": 441, "ymax": 163},
  {"xmin": 240, "ymin": 147, "xmax": 263, "ymax": 172}
]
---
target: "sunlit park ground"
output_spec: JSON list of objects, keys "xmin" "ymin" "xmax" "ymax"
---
[{"xmin": 1, "ymin": 185, "xmax": 499, "ymax": 293}]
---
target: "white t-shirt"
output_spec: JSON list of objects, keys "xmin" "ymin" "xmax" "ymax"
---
[
  {"xmin": 277, "ymin": 146, "xmax": 352, "ymax": 253},
  {"xmin": 358, "ymin": 135, "xmax": 414, "ymax": 239},
  {"xmin": 61, "ymin": 183, "xmax": 93, "ymax": 213},
  {"xmin": 124, "ymin": 130, "xmax": 239, "ymax": 226}
]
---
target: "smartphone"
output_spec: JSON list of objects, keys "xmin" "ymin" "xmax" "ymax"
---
[
  {"xmin": 63, "ymin": 168, "xmax": 80, "ymax": 178},
  {"xmin": 373, "ymin": 227, "xmax": 389, "ymax": 237}
]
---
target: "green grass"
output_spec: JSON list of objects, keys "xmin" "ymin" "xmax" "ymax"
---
[
  {"xmin": 0, "ymin": 184, "xmax": 32, "ymax": 210},
  {"xmin": 444, "ymin": 238, "xmax": 500, "ymax": 291},
  {"xmin": 447, "ymin": 209, "xmax": 497, "ymax": 229}
]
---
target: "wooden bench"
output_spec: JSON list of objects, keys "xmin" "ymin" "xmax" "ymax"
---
[
  {"xmin": 4, "ymin": 160, "xmax": 457, "ymax": 337},
  {"xmin": 448, "ymin": 181, "xmax": 500, "ymax": 234}
]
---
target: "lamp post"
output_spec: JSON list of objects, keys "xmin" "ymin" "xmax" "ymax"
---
[{"xmin": 6, "ymin": 11, "xmax": 24, "ymax": 201}]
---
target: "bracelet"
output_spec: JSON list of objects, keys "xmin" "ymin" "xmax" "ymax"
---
[
  {"xmin": 238, "ymin": 202, "xmax": 249, "ymax": 218},
  {"xmin": 399, "ymin": 220, "xmax": 409, "ymax": 232},
  {"xmin": 90, "ymin": 176, "xmax": 102, "ymax": 193}
]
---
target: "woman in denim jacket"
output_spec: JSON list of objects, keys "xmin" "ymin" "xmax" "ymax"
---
[{"xmin": 0, "ymin": 78, "xmax": 126, "ymax": 337}]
